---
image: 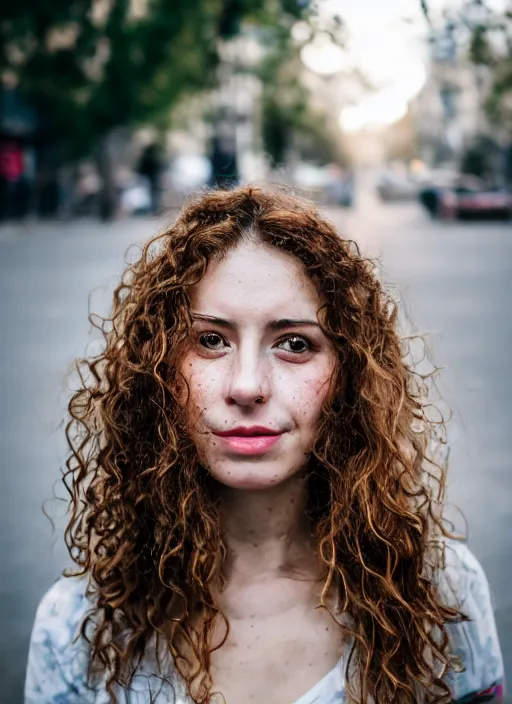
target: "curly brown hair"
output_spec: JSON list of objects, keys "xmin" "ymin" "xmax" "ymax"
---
[{"xmin": 64, "ymin": 185, "xmax": 465, "ymax": 704}]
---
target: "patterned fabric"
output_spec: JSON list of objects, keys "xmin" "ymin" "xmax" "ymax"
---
[
  {"xmin": 454, "ymin": 682, "xmax": 504, "ymax": 702},
  {"xmin": 25, "ymin": 541, "xmax": 504, "ymax": 703},
  {"xmin": 439, "ymin": 542, "xmax": 504, "ymax": 701}
]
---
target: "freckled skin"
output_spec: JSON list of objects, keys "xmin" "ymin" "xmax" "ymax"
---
[
  {"xmin": 173, "ymin": 243, "xmax": 347, "ymax": 704},
  {"xmin": 179, "ymin": 241, "xmax": 336, "ymax": 491}
]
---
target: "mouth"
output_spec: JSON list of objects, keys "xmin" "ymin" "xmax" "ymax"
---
[
  {"xmin": 212, "ymin": 426, "xmax": 284, "ymax": 455},
  {"xmin": 214, "ymin": 426, "xmax": 282, "ymax": 438}
]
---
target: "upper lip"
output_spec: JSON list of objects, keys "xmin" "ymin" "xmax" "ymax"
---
[{"xmin": 213, "ymin": 426, "xmax": 283, "ymax": 437}]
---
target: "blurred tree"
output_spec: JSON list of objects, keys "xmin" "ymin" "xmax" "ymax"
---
[
  {"xmin": 1, "ymin": 0, "xmax": 308, "ymax": 218},
  {"xmin": 258, "ymin": 16, "xmax": 348, "ymax": 168},
  {"xmin": 460, "ymin": 133, "xmax": 502, "ymax": 182}
]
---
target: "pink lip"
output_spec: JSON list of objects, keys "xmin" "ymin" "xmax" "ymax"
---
[
  {"xmin": 216, "ymin": 434, "xmax": 282, "ymax": 455},
  {"xmin": 215, "ymin": 426, "xmax": 281, "ymax": 437}
]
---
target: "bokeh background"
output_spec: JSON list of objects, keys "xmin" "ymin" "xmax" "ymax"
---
[{"xmin": 1, "ymin": 0, "xmax": 512, "ymax": 702}]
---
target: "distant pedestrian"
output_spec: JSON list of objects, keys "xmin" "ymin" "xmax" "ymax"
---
[
  {"xmin": 137, "ymin": 143, "xmax": 164, "ymax": 214},
  {"xmin": 0, "ymin": 140, "xmax": 24, "ymax": 219}
]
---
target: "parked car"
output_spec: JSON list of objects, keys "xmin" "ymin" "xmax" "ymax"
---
[
  {"xmin": 419, "ymin": 173, "xmax": 512, "ymax": 220},
  {"xmin": 439, "ymin": 187, "xmax": 512, "ymax": 220},
  {"xmin": 376, "ymin": 170, "xmax": 420, "ymax": 202},
  {"xmin": 292, "ymin": 163, "xmax": 354, "ymax": 207}
]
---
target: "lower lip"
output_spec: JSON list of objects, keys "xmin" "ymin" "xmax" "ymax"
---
[{"xmin": 215, "ymin": 434, "xmax": 282, "ymax": 455}]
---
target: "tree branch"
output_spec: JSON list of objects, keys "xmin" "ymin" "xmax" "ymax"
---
[{"xmin": 420, "ymin": 0, "xmax": 431, "ymax": 25}]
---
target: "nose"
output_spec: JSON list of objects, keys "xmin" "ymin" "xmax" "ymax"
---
[{"xmin": 226, "ymin": 342, "xmax": 269, "ymax": 407}]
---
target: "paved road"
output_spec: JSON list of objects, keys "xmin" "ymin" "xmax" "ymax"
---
[{"xmin": 1, "ymin": 194, "xmax": 511, "ymax": 701}]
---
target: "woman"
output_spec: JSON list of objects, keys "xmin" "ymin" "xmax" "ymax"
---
[{"xmin": 25, "ymin": 186, "xmax": 504, "ymax": 703}]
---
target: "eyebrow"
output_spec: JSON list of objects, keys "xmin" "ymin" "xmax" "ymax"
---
[{"xmin": 191, "ymin": 314, "xmax": 320, "ymax": 330}]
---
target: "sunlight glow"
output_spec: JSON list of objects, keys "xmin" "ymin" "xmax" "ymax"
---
[
  {"xmin": 340, "ymin": 57, "xmax": 426, "ymax": 132},
  {"xmin": 300, "ymin": 34, "xmax": 345, "ymax": 76},
  {"xmin": 303, "ymin": 0, "xmax": 429, "ymax": 131}
]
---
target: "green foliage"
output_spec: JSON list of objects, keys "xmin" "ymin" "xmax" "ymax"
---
[
  {"xmin": 486, "ymin": 57, "xmax": 512, "ymax": 132},
  {"xmin": 460, "ymin": 134, "xmax": 499, "ymax": 178},
  {"xmin": 258, "ymin": 13, "xmax": 346, "ymax": 167},
  {"xmin": 469, "ymin": 24, "xmax": 495, "ymax": 65},
  {"xmin": 420, "ymin": 0, "xmax": 431, "ymax": 25},
  {"xmin": 262, "ymin": 96, "xmax": 291, "ymax": 166},
  {"xmin": 2, "ymin": 0, "xmax": 307, "ymax": 158},
  {"xmin": 470, "ymin": 10, "xmax": 512, "ymax": 133},
  {"xmin": 262, "ymin": 88, "xmax": 346, "ymax": 167},
  {"xmin": 259, "ymin": 24, "xmax": 304, "ymax": 165}
]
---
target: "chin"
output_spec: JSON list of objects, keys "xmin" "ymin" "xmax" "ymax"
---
[{"xmin": 207, "ymin": 458, "xmax": 305, "ymax": 492}]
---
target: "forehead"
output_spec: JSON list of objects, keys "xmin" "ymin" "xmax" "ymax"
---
[{"xmin": 189, "ymin": 241, "xmax": 321, "ymax": 319}]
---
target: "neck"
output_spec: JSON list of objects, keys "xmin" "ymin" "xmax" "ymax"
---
[{"xmin": 216, "ymin": 474, "xmax": 321, "ymax": 582}]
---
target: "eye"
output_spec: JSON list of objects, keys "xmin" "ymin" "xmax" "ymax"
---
[
  {"xmin": 198, "ymin": 332, "xmax": 227, "ymax": 351},
  {"xmin": 277, "ymin": 335, "xmax": 311, "ymax": 354}
]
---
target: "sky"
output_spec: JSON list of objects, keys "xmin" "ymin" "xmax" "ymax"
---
[{"xmin": 300, "ymin": 0, "xmax": 509, "ymax": 132}]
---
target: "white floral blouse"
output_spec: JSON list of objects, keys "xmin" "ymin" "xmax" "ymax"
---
[{"xmin": 25, "ymin": 541, "xmax": 504, "ymax": 703}]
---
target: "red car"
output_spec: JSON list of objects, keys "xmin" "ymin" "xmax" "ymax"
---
[{"xmin": 440, "ymin": 187, "xmax": 512, "ymax": 220}]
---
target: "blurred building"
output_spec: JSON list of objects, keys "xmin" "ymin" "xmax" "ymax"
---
[
  {"xmin": 301, "ymin": 68, "xmax": 365, "ymax": 165},
  {"xmin": 158, "ymin": 30, "xmax": 267, "ymax": 198},
  {"xmin": 209, "ymin": 33, "xmax": 266, "ymax": 186},
  {"xmin": 410, "ymin": 23, "xmax": 492, "ymax": 166},
  {"xmin": 410, "ymin": 2, "xmax": 512, "ymax": 181}
]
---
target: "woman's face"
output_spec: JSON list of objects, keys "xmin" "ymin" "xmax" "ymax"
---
[{"xmin": 180, "ymin": 240, "xmax": 336, "ymax": 490}]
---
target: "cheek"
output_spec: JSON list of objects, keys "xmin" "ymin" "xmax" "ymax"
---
[
  {"xmin": 306, "ymin": 379, "xmax": 330, "ymax": 416},
  {"xmin": 290, "ymin": 369, "xmax": 333, "ymax": 424},
  {"xmin": 179, "ymin": 358, "xmax": 220, "ymax": 419}
]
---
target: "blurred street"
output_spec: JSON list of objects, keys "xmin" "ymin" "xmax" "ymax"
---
[{"xmin": 1, "ymin": 185, "xmax": 511, "ymax": 701}]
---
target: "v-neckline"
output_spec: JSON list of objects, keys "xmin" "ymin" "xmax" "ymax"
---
[
  {"xmin": 175, "ymin": 651, "xmax": 347, "ymax": 704},
  {"xmin": 291, "ymin": 653, "xmax": 345, "ymax": 704}
]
